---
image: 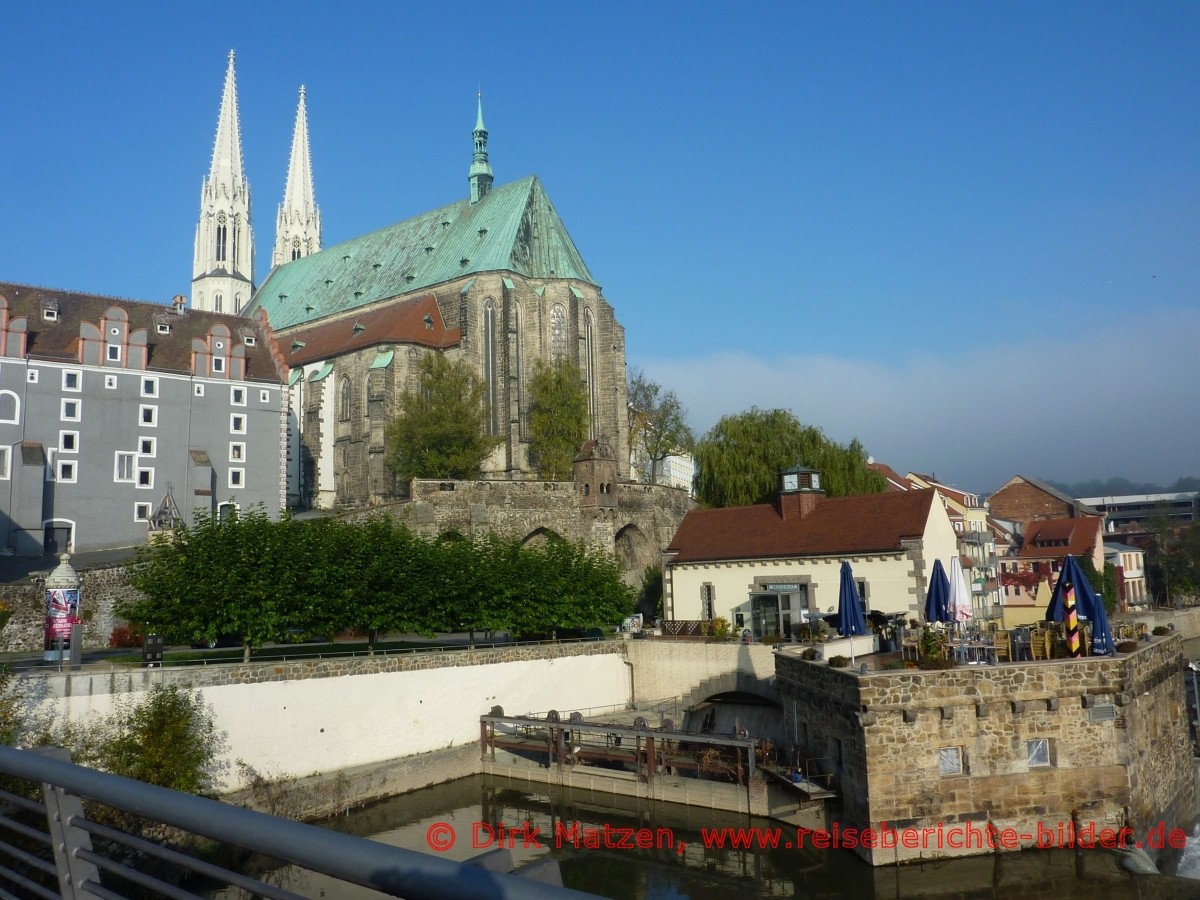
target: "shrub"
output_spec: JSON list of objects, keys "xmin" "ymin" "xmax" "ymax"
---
[
  {"xmin": 1116, "ymin": 640, "xmax": 1138, "ymax": 653},
  {"xmin": 800, "ymin": 647, "xmax": 819, "ymax": 661},
  {"xmin": 711, "ymin": 617, "xmax": 731, "ymax": 640},
  {"xmin": 827, "ymin": 655, "xmax": 850, "ymax": 668},
  {"xmin": 882, "ymin": 660, "xmax": 909, "ymax": 670},
  {"xmin": 109, "ymin": 623, "xmax": 145, "ymax": 648},
  {"xmin": 918, "ymin": 658, "xmax": 957, "ymax": 670},
  {"xmin": 1152, "ymin": 625, "xmax": 1171, "ymax": 636}
]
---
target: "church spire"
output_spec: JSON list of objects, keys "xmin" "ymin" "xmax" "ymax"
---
[
  {"xmin": 468, "ymin": 93, "xmax": 493, "ymax": 204},
  {"xmin": 191, "ymin": 50, "xmax": 254, "ymax": 313},
  {"xmin": 273, "ymin": 85, "xmax": 322, "ymax": 269}
]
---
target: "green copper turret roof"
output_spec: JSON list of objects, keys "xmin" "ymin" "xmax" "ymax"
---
[{"xmin": 246, "ymin": 175, "xmax": 596, "ymax": 329}]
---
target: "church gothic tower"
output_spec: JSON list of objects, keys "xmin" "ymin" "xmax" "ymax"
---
[
  {"xmin": 468, "ymin": 94, "xmax": 493, "ymax": 204},
  {"xmin": 191, "ymin": 51, "xmax": 254, "ymax": 314},
  {"xmin": 272, "ymin": 86, "xmax": 321, "ymax": 269}
]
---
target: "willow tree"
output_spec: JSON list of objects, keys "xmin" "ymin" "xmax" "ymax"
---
[
  {"xmin": 385, "ymin": 353, "xmax": 501, "ymax": 480},
  {"xmin": 527, "ymin": 357, "xmax": 589, "ymax": 480},
  {"xmin": 693, "ymin": 407, "xmax": 885, "ymax": 508}
]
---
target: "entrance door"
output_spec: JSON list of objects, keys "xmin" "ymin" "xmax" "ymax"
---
[
  {"xmin": 749, "ymin": 594, "xmax": 780, "ymax": 641},
  {"xmin": 43, "ymin": 526, "xmax": 71, "ymax": 555}
]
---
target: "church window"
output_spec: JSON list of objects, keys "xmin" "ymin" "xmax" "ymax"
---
[
  {"xmin": 339, "ymin": 375, "xmax": 352, "ymax": 421},
  {"xmin": 584, "ymin": 309, "xmax": 597, "ymax": 438},
  {"xmin": 216, "ymin": 214, "xmax": 228, "ymax": 262},
  {"xmin": 482, "ymin": 299, "xmax": 499, "ymax": 435},
  {"xmin": 215, "ymin": 294, "xmax": 224, "ymax": 314},
  {"xmin": 513, "ymin": 303, "xmax": 525, "ymax": 438},
  {"xmin": 235, "ymin": 296, "xmax": 243, "ymax": 314},
  {"xmin": 292, "ymin": 237, "xmax": 302, "ymax": 261},
  {"xmin": 549, "ymin": 304, "xmax": 567, "ymax": 359},
  {"xmin": 232, "ymin": 218, "xmax": 240, "ymax": 266}
]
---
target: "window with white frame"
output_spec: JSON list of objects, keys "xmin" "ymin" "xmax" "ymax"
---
[
  {"xmin": 939, "ymin": 747, "xmax": 964, "ymax": 776},
  {"xmin": 228, "ymin": 468, "xmax": 245, "ymax": 489},
  {"xmin": 1027, "ymin": 739, "xmax": 1052, "ymax": 768},
  {"xmin": 59, "ymin": 431, "xmax": 79, "ymax": 453},
  {"xmin": 217, "ymin": 502, "xmax": 238, "ymax": 522},
  {"xmin": 230, "ymin": 414, "xmax": 246, "ymax": 434},
  {"xmin": 213, "ymin": 356, "xmax": 226, "ymax": 374},
  {"xmin": 139, "ymin": 437, "xmax": 156, "ymax": 457},
  {"xmin": 0, "ymin": 446, "xmax": 10, "ymax": 480},
  {"xmin": 61, "ymin": 399, "xmax": 80, "ymax": 421},
  {"xmin": 139, "ymin": 405, "xmax": 157, "ymax": 426},
  {"xmin": 106, "ymin": 344, "xmax": 121, "ymax": 362},
  {"xmin": 141, "ymin": 377, "xmax": 158, "ymax": 398},
  {"xmin": 115, "ymin": 452, "xmax": 136, "ymax": 482},
  {"xmin": 57, "ymin": 460, "xmax": 77, "ymax": 483},
  {"xmin": 231, "ymin": 386, "xmax": 246, "ymax": 406},
  {"xmin": 104, "ymin": 374, "xmax": 118, "ymax": 390},
  {"xmin": 136, "ymin": 467, "xmax": 154, "ymax": 489},
  {"xmin": 62, "ymin": 369, "xmax": 81, "ymax": 391},
  {"xmin": 229, "ymin": 442, "xmax": 245, "ymax": 462},
  {"xmin": 156, "ymin": 323, "xmax": 170, "ymax": 335},
  {"xmin": 134, "ymin": 503, "xmax": 152, "ymax": 522},
  {"xmin": 0, "ymin": 390, "xmax": 17, "ymax": 424}
]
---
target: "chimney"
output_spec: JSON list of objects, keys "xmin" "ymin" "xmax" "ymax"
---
[{"xmin": 172, "ymin": 295, "xmax": 187, "ymax": 316}]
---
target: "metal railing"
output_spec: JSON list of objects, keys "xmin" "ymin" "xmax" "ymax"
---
[{"xmin": 0, "ymin": 745, "xmax": 596, "ymax": 899}]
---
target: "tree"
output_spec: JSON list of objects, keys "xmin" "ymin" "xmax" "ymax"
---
[
  {"xmin": 385, "ymin": 353, "xmax": 501, "ymax": 480},
  {"xmin": 627, "ymin": 369, "xmax": 694, "ymax": 484},
  {"xmin": 527, "ymin": 357, "xmax": 589, "ymax": 480},
  {"xmin": 693, "ymin": 407, "xmax": 886, "ymax": 508}
]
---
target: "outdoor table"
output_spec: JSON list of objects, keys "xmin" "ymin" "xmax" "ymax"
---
[{"xmin": 954, "ymin": 641, "xmax": 997, "ymax": 665}]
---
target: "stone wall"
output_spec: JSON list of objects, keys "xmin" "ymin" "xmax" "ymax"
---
[
  {"xmin": 0, "ymin": 563, "xmax": 137, "ymax": 653},
  {"xmin": 775, "ymin": 637, "xmax": 1194, "ymax": 865}
]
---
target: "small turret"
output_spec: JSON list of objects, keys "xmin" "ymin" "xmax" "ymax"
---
[{"xmin": 468, "ymin": 93, "xmax": 494, "ymax": 204}]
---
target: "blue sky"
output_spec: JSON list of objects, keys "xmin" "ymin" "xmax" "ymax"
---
[{"xmin": 3, "ymin": 2, "xmax": 1197, "ymax": 493}]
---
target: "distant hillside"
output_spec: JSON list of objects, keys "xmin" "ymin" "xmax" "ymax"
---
[{"xmin": 1044, "ymin": 476, "xmax": 1200, "ymax": 499}]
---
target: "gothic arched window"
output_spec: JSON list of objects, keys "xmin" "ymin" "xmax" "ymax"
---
[
  {"xmin": 214, "ymin": 294, "xmax": 223, "ymax": 313},
  {"xmin": 216, "ymin": 213, "xmax": 228, "ymax": 263},
  {"xmin": 292, "ymin": 237, "xmax": 302, "ymax": 261},
  {"xmin": 584, "ymin": 308, "xmax": 597, "ymax": 437},
  {"xmin": 482, "ymin": 298, "xmax": 499, "ymax": 436},
  {"xmin": 549, "ymin": 304, "xmax": 567, "ymax": 359},
  {"xmin": 339, "ymin": 375, "xmax": 352, "ymax": 421},
  {"xmin": 513, "ymin": 302, "xmax": 524, "ymax": 437}
]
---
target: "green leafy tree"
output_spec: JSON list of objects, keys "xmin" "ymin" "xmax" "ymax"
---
[
  {"xmin": 385, "ymin": 353, "xmax": 501, "ymax": 480},
  {"xmin": 693, "ymin": 407, "xmax": 886, "ymax": 508},
  {"xmin": 527, "ymin": 357, "xmax": 589, "ymax": 480},
  {"xmin": 627, "ymin": 369, "xmax": 695, "ymax": 484}
]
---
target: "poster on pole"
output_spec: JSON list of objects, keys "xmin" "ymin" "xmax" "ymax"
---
[{"xmin": 44, "ymin": 588, "xmax": 82, "ymax": 653}]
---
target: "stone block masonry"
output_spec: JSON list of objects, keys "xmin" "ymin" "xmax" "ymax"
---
[{"xmin": 775, "ymin": 637, "xmax": 1195, "ymax": 865}]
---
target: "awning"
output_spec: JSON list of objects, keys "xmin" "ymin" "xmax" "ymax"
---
[
  {"xmin": 308, "ymin": 362, "xmax": 334, "ymax": 382},
  {"xmin": 369, "ymin": 350, "xmax": 394, "ymax": 369}
]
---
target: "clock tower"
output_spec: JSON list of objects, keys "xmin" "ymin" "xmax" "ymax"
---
[{"xmin": 777, "ymin": 465, "xmax": 824, "ymax": 520}]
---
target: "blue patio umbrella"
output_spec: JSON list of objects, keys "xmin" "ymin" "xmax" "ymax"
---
[
  {"xmin": 1046, "ymin": 555, "xmax": 1114, "ymax": 657},
  {"xmin": 924, "ymin": 559, "xmax": 951, "ymax": 624},
  {"xmin": 837, "ymin": 560, "xmax": 869, "ymax": 664}
]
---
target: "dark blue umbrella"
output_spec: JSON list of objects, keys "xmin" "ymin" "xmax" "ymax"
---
[
  {"xmin": 837, "ymin": 560, "xmax": 869, "ymax": 664},
  {"xmin": 924, "ymin": 559, "xmax": 951, "ymax": 624},
  {"xmin": 1046, "ymin": 555, "xmax": 1114, "ymax": 657}
]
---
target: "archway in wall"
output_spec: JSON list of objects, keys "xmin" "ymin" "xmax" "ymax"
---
[
  {"xmin": 522, "ymin": 527, "xmax": 564, "ymax": 547},
  {"xmin": 683, "ymin": 690, "xmax": 785, "ymax": 747},
  {"xmin": 613, "ymin": 524, "xmax": 654, "ymax": 588}
]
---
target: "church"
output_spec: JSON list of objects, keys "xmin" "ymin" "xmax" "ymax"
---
[{"xmin": 192, "ymin": 53, "xmax": 629, "ymax": 510}]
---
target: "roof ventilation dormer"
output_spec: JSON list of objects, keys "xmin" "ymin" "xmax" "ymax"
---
[{"xmin": 41, "ymin": 297, "xmax": 60, "ymax": 322}]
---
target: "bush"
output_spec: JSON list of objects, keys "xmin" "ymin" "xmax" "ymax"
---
[
  {"xmin": 918, "ymin": 658, "xmax": 957, "ymax": 670},
  {"xmin": 800, "ymin": 647, "xmax": 819, "ymax": 661},
  {"xmin": 109, "ymin": 623, "xmax": 145, "ymax": 648},
  {"xmin": 827, "ymin": 655, "xmax": 850, "ymax": 668},
  {"xmin": 1152, "ymin": 625, "xmax": 1171, "ymax": 636},
  {"xmin": 1116, "ymin": 640, "xmax": 1139, "ymax": 653},
  {"xmin": 882, "ymin": 660, "xmax": 909, "ymax": 670},
  {"xmin": 711, "ymin": 617, "xmax": 731, "ymax": 640}
]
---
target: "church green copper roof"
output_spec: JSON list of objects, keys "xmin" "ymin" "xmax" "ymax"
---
[{"xmin": 247, "ymin": 175, "xmax": 595, "ymax": 329}]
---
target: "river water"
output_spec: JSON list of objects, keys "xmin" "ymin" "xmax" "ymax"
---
[{"xmin": 215, "ymin": 775, "xmax": 1200, "ymax": 899}]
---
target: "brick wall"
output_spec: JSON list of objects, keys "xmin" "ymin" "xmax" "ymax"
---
[{"xmin": 989, "ymin": 480, "xmax": 1076, "ymax": 525}]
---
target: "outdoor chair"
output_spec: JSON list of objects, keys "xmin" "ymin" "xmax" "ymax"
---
[
  {"xmin": 1029, "ymin": 628, "xmax": 1048, "ymax": 660},
  {"xmin": 992, "ymin": 630, "xmax": 1012, "ymax": 662}
]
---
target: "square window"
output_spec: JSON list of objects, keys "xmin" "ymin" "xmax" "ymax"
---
[
  {"xmin": 139, "ymin": 405, "xmax": 158, "ymax": 427},
  {"xmin": 134, "ymin": 503, "xmax": 152, "ymax": 521},
  {"xmin": 62, "ymin": 370, "xmax": 81, "ymax": 391},
  {"xmin": 115, "ymin": 452, "xmax": 136, "ymax": 482},
  {"xmin": 139, "ymin": 437, "xmax": 156, "ymax": 457},
  {"xmin": 141, "ymin": 377, "xmax": 158, "ymax": 398},
  {"xmin": 194, "ymin": 384, "xmax": 205, "ymax": 397},
  {"xmin": 105, "ymin": 374, "xmax": 118, "ymax": 390},
  {"xmin": 59, "ymin": 431, "xmax": 79, "ymax": 453},
  {"xmin": 230, "ymin": 414, "xmax": 246, "ymax": 434},
  {"xmin": 58, "ymin": 460, "xmax": 77, "ymax": 483},
  {"xmin": 137, "ymin": 467, "xmax": 154, "ymax": 489},
  {"xmin": 213, "ymin": 357, "xmax": 226, "ymax": 374},
  {"xmin": 939, "ymin": 747, "xmax": 964, "ymax": 776},
  {"xmin": 231, "ymin": 387, "xmax": 246, "ymax": 406},
  {"xmin": 156, "ymin": 323, "xmax": 171, "ymax": 335},
  {"xmin": 61, "ymin": 399, "xmax": 80, "ymax": 421},
  {"xmin": 228, "ymin": 468, "xmax": 245, "ymax": 489},
  {"xmin": 1027, "ymin": 739, "xmax": 1051, "ymax": 768},
  {"xmin": 43, "ymin": 308, "xmax": 59, "ymax": 322},
  {"xmin": 0, "ymin": 446, "xmax": 10, "ymax": 480},
  {"xmin": 106, "ymin": 344, "xmax": 121, "ymax": 362},
  {"xmin": 259, "ymin": 389, "xmax": 270, "ymax": 403},
  {"xmin": 229, "ymin": 442, "xmax": 245, "ymax": 462},
  {"xmin": 28, "ymin": 369, "xmax": 39, "ymax": 384}
]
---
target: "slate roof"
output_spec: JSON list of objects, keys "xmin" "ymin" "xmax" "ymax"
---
[
  {"xmin": 0, "ymin": 282, "xmax": 284, "ymax": 384},
  {"xmin": 666, "ymin": 490, "xmax": 936, "ymax": 564},
  {"xmin": 1018, "ymin": 517, "xmax": 1103, "ymax": 560},
  {"xmin": 248, "ymin": 176, "xmax": 595, "ymax": 330},
  {"xmin": 285, "ymin": 294, "xmax": 460, "ymax": 367}
]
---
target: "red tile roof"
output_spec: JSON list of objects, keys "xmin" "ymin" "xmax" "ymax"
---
[
  {"xmin": 867, "ymin": 462, "xmax": 916, "ymax": 492},
  {"xmin": 1018, "ymin": 516, "xmax": 1102, "ymax": 560},
  {"xmin": 285, "ymin": 294, "xmax": 459, "ymax": 367},
  {"xmin": 666, "ymin": 490, "xmax": 936, "ymax": 564}
]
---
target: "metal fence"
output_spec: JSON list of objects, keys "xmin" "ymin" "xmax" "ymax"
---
[{"xmin": 0, "ymin": 745, "xmax": 596, "ymax": 899}]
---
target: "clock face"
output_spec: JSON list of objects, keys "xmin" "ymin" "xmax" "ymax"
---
[
  {"xmin": 782, "ymin": 473, "xmax": 799, "ymax": 491},
  {"xmin": 811, "ymin": 473, "xmax": 821, "ymax": 490}
]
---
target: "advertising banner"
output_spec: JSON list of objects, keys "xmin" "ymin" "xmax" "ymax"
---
[{"xmin": 44, "ymin": 587, "xmax": 82, "ymax": 653}]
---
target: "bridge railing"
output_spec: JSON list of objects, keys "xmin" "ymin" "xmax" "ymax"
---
[{"xmin": 0, "ymin": 745, "xmax": 595, "ymax": 900}]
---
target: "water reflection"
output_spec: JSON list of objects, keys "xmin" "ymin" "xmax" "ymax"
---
[{"xmin": 210, "ymin": 775, "xmax": 1200, "ymax": 899}]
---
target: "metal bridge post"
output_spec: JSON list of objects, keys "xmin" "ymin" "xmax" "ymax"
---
[{"xmin": 36, "ymin": 748, "xmax": 101, "ymax": 899}]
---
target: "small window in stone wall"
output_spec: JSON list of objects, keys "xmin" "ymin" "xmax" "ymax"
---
[
  {"xmin": 1027, "ymin": 738, "xmax": 1052, "ymax": 768},
  {"xmin": 939, "ymin": 747, "xmax": 964, "ymax": 776}
]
